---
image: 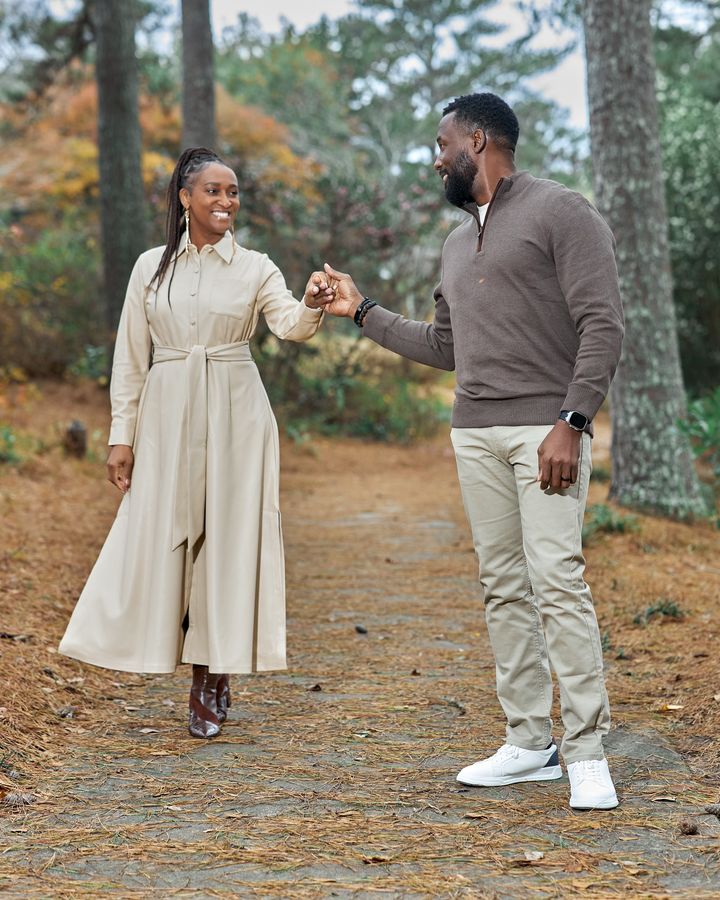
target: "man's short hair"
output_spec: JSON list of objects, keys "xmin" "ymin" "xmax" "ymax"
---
[{"xmin": 442, "ymin": 93, "xmax": 519, "ymax": 153}]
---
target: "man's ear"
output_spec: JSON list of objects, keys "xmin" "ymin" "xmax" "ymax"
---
[{"xmin": 472, "ymin": 129, "xmax": 487, "ymax": 154}]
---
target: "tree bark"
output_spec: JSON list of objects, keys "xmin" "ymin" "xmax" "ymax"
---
[
  {"xmin": 181, "ymin": 0, "xmax": 217, "ymax": 149},
  {"xmin": 582, "ymin": 0, "xmax": 707, "ymax": 518},
  {"xmin": 94, "ymin": 0, "xmax": 146, "ymax": 331}
]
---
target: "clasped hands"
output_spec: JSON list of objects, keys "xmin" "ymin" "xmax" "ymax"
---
[{"xmin": 303, "ymin": 264, "xmax": 364, "ymax": 318}]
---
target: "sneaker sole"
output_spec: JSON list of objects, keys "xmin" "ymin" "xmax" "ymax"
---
[
  {"xmin": 457, "ymin": 765, "xmax": 563, "ymax": 787},
  {"xmin": 570, "ymin": 795, "xmax": 619, "ymax": 810}
]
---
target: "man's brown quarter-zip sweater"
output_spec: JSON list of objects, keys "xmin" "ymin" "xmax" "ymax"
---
[{"xmin": 362, "ymin": 171, "xmax": 624, "ymax": 428}]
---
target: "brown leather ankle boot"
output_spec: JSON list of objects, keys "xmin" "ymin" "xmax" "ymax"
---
[
  {"xmin": 188, "ymin": 665, "xmax": 221, "ymax": 739},
  {"xmin": 216, "ymin": 674, "xmax": 231, "ymax": 724}
]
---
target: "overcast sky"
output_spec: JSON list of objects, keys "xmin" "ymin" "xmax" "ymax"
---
[{"xmin": 211, "ymin": 0, "xmax": 589, "ymax": 129}]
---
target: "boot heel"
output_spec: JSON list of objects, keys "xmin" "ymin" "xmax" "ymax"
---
[{"xmin": 216, "ymin": 674, "xmax": 231, "ymax": 724}]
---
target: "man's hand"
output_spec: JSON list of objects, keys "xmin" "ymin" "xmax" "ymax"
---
[
  {"xmin": 303, "ymin": 271, "xmax": 335, "ymax": 309},
  {"xmin": 537, "ymin": 421, "xmax": 582, "ymax": 491},
  {"xmin": 320, "ymin": 264, "xmax": 365, "ymax": 318},
  {"xmin": 107, "ymin": 444, "xmax": 134, "ymax": 493}
]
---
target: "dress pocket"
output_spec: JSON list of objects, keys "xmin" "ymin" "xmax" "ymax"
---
[{"xmin": 209, "ymin": 290, "xmax": 257, "ymax": 321}]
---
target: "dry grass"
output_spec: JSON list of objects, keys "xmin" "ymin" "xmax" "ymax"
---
[{"xmin": 1, "ymin": 381, "xmax": 719, "ymax": 897}]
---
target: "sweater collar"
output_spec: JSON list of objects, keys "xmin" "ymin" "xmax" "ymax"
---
[{"xmin": 460, "ymin": 170, "xmax": 530, "ymax": 219}]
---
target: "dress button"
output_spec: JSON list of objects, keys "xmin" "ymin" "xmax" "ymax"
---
[{"xmin": 190, "ymin": 319, "xmax": 196, "ymax": 326}]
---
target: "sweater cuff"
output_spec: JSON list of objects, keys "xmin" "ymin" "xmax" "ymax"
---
[
  {"xmin": 360, "ymin": 304, "xmax": 391, "ymax": 341},
  {"xmin": 561, "ymin": 386, "xmax": 606, "ymax": 422}
]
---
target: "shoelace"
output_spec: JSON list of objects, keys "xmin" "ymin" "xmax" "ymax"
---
[
  {"xmin": 573, "ymin": 760, "xmax": 604, "ymax": 783},
  {"xmin": 495, "ymin": 744, "xmax": 522, "ymax": 761}
]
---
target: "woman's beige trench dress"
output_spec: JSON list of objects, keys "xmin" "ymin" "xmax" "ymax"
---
[{"xmin": 59, "ymin": 231, "xmax": 323, "ymax": 673}]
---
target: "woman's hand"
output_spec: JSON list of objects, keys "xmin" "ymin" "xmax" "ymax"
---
[
  {"xmin": 107, "ymin": 444, "xmax": 134, "ymax": 493},
  {"xmin": 303, "ymin": 271, "xmax": 336, "ymax": 309}
]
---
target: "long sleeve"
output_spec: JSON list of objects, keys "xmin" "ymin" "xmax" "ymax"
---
[
  {"xmin": 256, "ymin": 256, "xmax": 323, "ymax": 342},
  {"xmin": 361, "ymin": 283, "xmax": 455, "ymax": 372},
  {"xmin": 108, "ymin": 257, "xmax": 152, "ymax": 446},
  {"xmin": 550, "ymin": 195, "xmax": 625, "ymax": 419}
]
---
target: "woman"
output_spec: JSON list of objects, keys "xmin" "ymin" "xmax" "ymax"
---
[{"xmin": 59, "ymin": 147, "xmax": 332, "ymax": 738}]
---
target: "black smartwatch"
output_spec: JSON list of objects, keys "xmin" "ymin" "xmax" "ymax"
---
[{"xmin": 558, "ymin": 409, "xmax": 589, "ymax": 432}]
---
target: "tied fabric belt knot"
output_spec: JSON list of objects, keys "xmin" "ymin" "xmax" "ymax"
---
[{"xmin": 152, "ymin": 343, "xmax": 254, "ymax": 551}]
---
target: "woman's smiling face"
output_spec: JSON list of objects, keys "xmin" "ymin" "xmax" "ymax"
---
[{"xmin": 180, "ymin": 162, "xmax": 240, "ymax": 247}]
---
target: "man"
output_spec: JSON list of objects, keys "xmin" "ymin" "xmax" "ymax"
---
[{"xmin": 319, "ymin": 92, "xmax": 624, "ymax": 811}]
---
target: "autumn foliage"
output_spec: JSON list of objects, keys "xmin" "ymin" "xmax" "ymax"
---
[{"xmin": 0, "ymin": 67, "xmax": 321, "ymax": 377}]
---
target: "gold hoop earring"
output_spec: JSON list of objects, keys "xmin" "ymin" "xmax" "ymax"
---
[{"xmin": 184, "ymin": 208, "xmax": 191, "ymax": 250}]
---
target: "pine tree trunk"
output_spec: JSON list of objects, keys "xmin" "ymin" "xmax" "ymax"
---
[
  {"xmin": 582, "ymin": 0, "xmax": 707, "ymax": 518},
  {"xmin": 181, "ymin": 0, "xmax": 217, "ymax": 149},
  {"xmin": 94, "ymin": 0, "xmax": 146, "ymax": 331}
]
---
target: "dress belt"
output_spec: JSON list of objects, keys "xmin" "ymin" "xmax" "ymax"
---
[{"xmin": 152, "ymin": 342, "xmax": 254, "ymax": 551}]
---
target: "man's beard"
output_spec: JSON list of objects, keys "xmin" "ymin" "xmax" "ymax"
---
[{"xmin": 444, "ymin": 150, "xmax": 477, "ymax": 207}]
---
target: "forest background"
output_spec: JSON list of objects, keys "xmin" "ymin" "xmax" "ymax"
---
[{"xmin": 0, "ymin": 0, "xmax": 718, "ymax": 503}]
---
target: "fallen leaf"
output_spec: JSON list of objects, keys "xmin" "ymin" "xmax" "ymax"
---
[
  {"xmin": 524, "ymin": 851, "xmax": 545, "ymax": 862},
  {"xmin": 660, "ymin": 704, "xmax": 684, "ymax": 711},
  {"xmin": 713, "ymin": 694, "xmax": 720, "ymax": 702},
  {"xmin": 651, "ymin": 795, "xmax": 677, "ymax": 802},
  {"xmin": 139, "ymin": 727, "xmax": 160, "ymax": 734},
  {"xmin": 464, "ymin": 813, "xmax": 489, "ymax": 820},
  {"xmin": 362, "ymin": 855, "xmax": 389, "ymax": 864},
  {"xmin": 165, "ymin": 805, "xmax": 183, "ymax": 812}
]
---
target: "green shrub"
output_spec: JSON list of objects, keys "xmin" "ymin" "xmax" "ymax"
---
[
  {"xmin": 679, "ymin": 386, "xmax": 720, "ymax": 486},
  {"xmin": 590, "ymin": 464, "xmax": 611, "ymax": 483},
  {"xmin": 0, "ymin": 218, "xmax": 105, "ymax": 376},
  {"xmin": 257, "ymin": 335, "xmax": 450, "ymax": 443},
  {"xmin": 0, "ymin": 425, "xmax": 20, "ymax": 464},
  {"xmin": 633, "ymin": 598, "xmax": 686, "ymax": 626},
  {"xmin": 582, "ymin": 504, "xmax": 639, "ymax": 543},
  {"xmin": 68, "ymin": 345, "xmax": 110, "ymax": 385}
]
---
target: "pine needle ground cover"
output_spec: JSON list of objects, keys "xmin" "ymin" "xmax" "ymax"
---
[{"xmin": 1, "ymin": 382, "xmax": 719, "ymax": 897}]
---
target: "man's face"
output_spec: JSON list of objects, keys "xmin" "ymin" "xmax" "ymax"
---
[{"xmin": 434, "ymin": 113, "xmax": 478, "ymax": 207}]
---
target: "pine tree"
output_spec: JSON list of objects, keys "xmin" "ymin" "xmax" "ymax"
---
[
  {"xmin": 94, "ymin": 0, "xmax": 146, "ymax": 329},
  {"xmin": 181, "ymin": 0, "xmax": 217, "ymax": 149},
  {"xmin": 582, "ymin": 0, "xmax": 708, "ymax": 518}
]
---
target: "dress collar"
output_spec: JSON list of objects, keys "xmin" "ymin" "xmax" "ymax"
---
[{"xmin": 172, "ymin": 228, "xmax": 236, "ymax": 263}]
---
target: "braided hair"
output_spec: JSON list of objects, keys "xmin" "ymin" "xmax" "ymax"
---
[{"xmin": 148, "ymin": 147, "xmax": 228, "ymax": 300}]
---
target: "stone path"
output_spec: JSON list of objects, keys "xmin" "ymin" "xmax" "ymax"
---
[{"xmin": 2, "ymin": 436, "xmax": 719, "ymax": 898}]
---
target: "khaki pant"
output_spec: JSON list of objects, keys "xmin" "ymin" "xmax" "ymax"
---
[{"xmin": 451, "ymin": 425, "xmax": 610, "ymax": 763}]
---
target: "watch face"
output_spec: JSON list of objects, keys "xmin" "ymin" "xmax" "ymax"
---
[{"xmin": 567, "ymin": 411, "xmax": 588, "ymax": 429}]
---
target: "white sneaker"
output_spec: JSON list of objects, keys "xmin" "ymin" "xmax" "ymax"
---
[
  {"xmin": 567, "ymin": 758, "xmax": 618, "ymax": 809},
  {"xmin": 456, "ymin": 742, "xmax": 562, "ymax": 787}
]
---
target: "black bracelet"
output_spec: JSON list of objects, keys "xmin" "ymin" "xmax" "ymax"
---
[{"xmin": 354, "ymin": 297, "xmax": 377, "ymax": 328}]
